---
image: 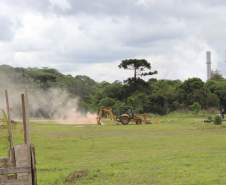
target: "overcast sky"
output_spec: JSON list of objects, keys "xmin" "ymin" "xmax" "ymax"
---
[{"xmin": 0, "ymin": 0, "xmax": 226, "ymax": 82}]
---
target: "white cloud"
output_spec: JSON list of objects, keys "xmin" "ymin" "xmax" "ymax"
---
[
  {"xmin": 0, "ymin": 0, "xmax": 226, "ymax": 82},
  {"xmin": 49, "ymin": 0, "xmax": 71, "ymax": 11}
]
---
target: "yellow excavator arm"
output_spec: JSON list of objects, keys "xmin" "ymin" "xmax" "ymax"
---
[{"xmin": 97, "ymin": 107, "xmax": 116, "ymax": 125}]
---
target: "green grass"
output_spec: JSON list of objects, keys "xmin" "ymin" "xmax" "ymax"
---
[{"xmin": 1, "ymin": 112, "xmax": 226, "ymax": 185}]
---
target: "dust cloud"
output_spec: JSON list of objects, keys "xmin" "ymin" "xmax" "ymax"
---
[{"xmin": 0, "ymin": 68, "xmax": 97, "ymax": 125}]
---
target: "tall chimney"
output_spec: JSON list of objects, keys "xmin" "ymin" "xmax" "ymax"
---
[
  {"xmin": 206, "ymin": 51, "xmax": 212, "ymax": 80},
  {"xmin": 225, "ymin": 50, "xmax": 226, "ymax": 63}
]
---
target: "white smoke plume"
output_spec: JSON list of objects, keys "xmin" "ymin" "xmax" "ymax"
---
[{"xmin": 0, "ymin": 68, "xmax": 97, "ymax": 124}]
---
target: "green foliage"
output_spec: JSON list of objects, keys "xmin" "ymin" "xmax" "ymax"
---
[
  {"xmin": 206, "ymin": 80, "xmax": 226, "ymax": 111},
  {"xmin": 144, "ymin": 95, "xmax": 169, "ymax": 115},
  {"xmin": 1, "ymin": 65, "xmax": 226, "ymax": 115},
  {"xmin": 178, "ymin": 78, "xmax": 206, "ymax": 107},
  {"xmin": 118, "ymin": 59, "xmax": 157, "ymax": 81},
  {"xmin": 98, "ymin": 97, "xmax": 116, "ymax": 107},
  {"xmin": 213, "ymin": 115, "xmax": 222, "ymax": 125},
  {"xmin": 112, "ymin": 101, "xmax": 127, "ymax": 115},
  {"xmin": 206, "ymin": 93, "xmax": 219, "ymax": 108},
  {"xmin": 207, "ymin": 116, "xmax": 213, "ymax": 122},
  {"xmin": 190, "ymin": 102, "xmax": 201, "ymax": 114},
  {"xmin": 127, "ymin": 92, "xmax": 147, "ymax": 113},
  {"xmin": 211, "ymin": 70, "xmax": 224, "ymax": 80}
]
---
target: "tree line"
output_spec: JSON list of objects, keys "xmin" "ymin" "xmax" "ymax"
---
[{"xmin": 0, "ymin": 61, "xmax": 225, "ymax": 115}]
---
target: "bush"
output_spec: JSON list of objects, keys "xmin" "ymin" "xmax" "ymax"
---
[
  {"xmin": 190, "ymin": 102, "xmax": 201, "ymax": 114},
  {"xmin": 206, "ymin": 93, "xmax": 220, "ymax": 108},
  {"xmin": 214, "ymin": 115, "xmax": 222, "ymax": 125},
  {"xmin": 144, "ymin": 95, "xmax": 169, "ymax": 115},
  {"xmin": 207, "ymin": 116, "xmax": 213, "ymax": 122},
  {"xmin": 98, "ymin": 97, "xmax": 116, "ymax": 107}
]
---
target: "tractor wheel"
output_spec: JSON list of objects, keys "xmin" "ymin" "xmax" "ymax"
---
[
  {"xmin": 136, "ymin": 119, "xmax": 142, "ymax": 125},
  {"xmin": 120, "ymin": 116, "xmax": 130, "ymax": 125}
]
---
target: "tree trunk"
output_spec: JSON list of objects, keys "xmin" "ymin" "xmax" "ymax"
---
[{"xmin": 134, "ymin": 68, "xmax": 137, "ymax": 80}]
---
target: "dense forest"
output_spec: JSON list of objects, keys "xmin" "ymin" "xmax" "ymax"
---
[{"xmin": 0, "ymin": 63, "xmax": 225, "ymax": 115}]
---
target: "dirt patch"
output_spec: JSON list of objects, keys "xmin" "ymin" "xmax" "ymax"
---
[
  {"xmin": 59, "ymin": 112, "xmax": 97, "ymax": 125},
  {"xmin": 65, "ymin": 170, "xmax": 88, "ymax": 183},
  {"xmin": 31, "ymin": 112, "xmax": 98, "ymax": 125}
]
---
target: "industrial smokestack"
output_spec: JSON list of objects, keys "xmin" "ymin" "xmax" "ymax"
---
[
  {"xmin": 206, "ymin": 51, "xmax": 212, "ymax": 80},
  {"xmin": 225, "ymin": 50, "xmax": 226, "ymax": 63}
]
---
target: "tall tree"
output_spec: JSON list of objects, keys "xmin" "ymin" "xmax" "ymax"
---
[
  {"xmin": 118, "ymin": 59, "xmax": 157, "ymax": 81},
  {"xmin": 178, "ymin": 78, "xmax": 207, "ymax": 107},
  {"xmin": 211, "ymin": 70, "xmax": 224, "ymax": 80}
]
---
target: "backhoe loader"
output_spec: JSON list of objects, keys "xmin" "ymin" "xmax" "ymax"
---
[{"xmin": 97, "ymin": 106, "xmax": 151, "ymax": 125}]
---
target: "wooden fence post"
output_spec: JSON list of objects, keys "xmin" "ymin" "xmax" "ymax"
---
[
  {"xmin": 21, "ymin": 93, "xmax": 31, "ymax": 145},
  {"xmin": 0, "ymin": 92, "xmax": 36, "ymax": 185},
  {"xmin": 5, "ymin": 90, "xmax": 14, "ymax": 149}
]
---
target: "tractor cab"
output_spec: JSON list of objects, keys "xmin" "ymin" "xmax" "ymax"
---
[
  {"xmin": 114, "ymin": 106, "xmax": 133, "ymax": 117},
  {"xmin": 115, "ymin": 106, "xmax": 142, "ymax": 125},
  {"xmin": 126, "ymin": 108, "xmax": 134, "ymax": 118}
]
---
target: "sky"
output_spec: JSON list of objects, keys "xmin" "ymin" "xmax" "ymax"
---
[{"xmin": 0, "ymin": 0, "xmax": 226, "ymax": 82}]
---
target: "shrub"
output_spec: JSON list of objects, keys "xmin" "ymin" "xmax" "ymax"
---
[
  {"xmin": 207, "ymin": 116, "xmax": 213, "ymax": 122},
  {"xmin": 214, "ymin": 115, "xmax": 222, "ymax": 125},
  {"xmin": 98, "ymin": 97, "xmax": 116, "ymax": 107},
  {"xmin": 144, "ymin": 95, "xmax": 169, "ymax": 115},
  {"xmin": 190, "ymin": 102, "xmax": 201, "ymax": 114}
]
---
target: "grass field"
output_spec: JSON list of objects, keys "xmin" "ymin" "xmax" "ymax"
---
[{"xmin": 1, "ymin": 112, "xmax": 226, "ymax": 185}]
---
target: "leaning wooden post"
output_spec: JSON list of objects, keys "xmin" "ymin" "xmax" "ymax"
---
[
  {"xmin": 21, "ymin": 93, "xmax": 31, "ymax": 145},
  {"xmin": 21, "ymin": 92, "xmax": 37, "ymax": 185},
  {"xmin": 5, "ymin": 90, "xmax": 14, "ymax": 149}
]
